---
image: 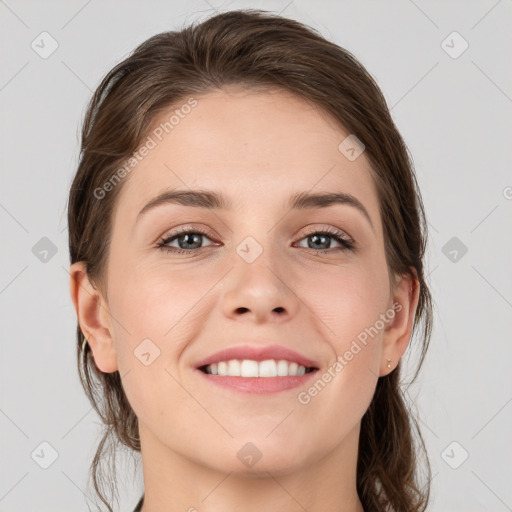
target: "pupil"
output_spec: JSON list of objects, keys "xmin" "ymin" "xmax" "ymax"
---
[
  {"xmin": 180, "ymin": 233, "xmax": 201, "ymax": 249},
  {"xmin": 310, "ymin": 234, "xmax": 329, "ymax": 250}
]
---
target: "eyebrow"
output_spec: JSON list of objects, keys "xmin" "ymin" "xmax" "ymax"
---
[{"xmin": 136, "ymin": 189, "xmax": 374, "ymax": 230}]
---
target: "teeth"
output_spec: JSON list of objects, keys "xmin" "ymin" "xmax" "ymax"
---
[
  {"xmin": 227, "ymin": 360, "xmax": 241, "ymax": 376},
  {"xmin": 204, "ymin": 359, "xmax": 310, "ymax": 377},
  {"xmin": 258, "ymin": 360, "xmax": 276, "ymax": 377},
  {"xmin": 218, "ymin": 361, "xmax": 227, "ymax": 375},
  {"xmin": 241, "ymin": 359, "xmax": 259, "ymax": 377},
  {"xmin": 276, "ymin": 360, "xmax": 289, "ymax": 376}
]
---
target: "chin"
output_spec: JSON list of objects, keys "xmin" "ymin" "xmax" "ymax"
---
[{"xmin": 202, "ymin": 440, "xmax": 313, "ymax": 477}]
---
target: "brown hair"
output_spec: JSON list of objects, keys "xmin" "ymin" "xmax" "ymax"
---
[{"xmin": 68, "ymin": 8, "xmax": 432, "ymax": 511}]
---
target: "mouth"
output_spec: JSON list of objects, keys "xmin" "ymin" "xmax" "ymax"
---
[
  {"xmin": 193, "ymin": 343, "xmax": 320, "ymax": 394},
  {"xmin": 198, "ymin": 359, "xmax": 318, "ymax": 377},
  {"xmin": 195, "ymin": 364, "xmax": 319, "ymax": 394},
  {"xmin": 195, "ymin": 358, "xmax": 319, "ymax": 394}
]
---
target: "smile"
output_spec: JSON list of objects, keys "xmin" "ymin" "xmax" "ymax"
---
[{"xmin": 200, "ymin": 359, "xmax": 316, "ymax": 377}]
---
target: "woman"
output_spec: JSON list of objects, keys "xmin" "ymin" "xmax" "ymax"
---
[{"xmin": 68, "ymin": 9, "xmax": 432, "ymax": 512}]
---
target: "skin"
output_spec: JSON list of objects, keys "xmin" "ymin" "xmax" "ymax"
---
[{"xmin": 70, "ymin": 86, "xmax": 419, "ymax": 512}]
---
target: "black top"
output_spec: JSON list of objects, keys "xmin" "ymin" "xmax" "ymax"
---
[{"xmin": 133, "ymin": 494, "xmax": 144, "ymax": 512}]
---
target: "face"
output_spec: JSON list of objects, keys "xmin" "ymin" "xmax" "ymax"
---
[{"xmin": 92, "ymin": 87, "xmax": 403, "ymax": 475}]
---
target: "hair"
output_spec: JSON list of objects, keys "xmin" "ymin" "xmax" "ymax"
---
[{"xmin": 67, "ymin": 8, "xmax": 433, "ymax": 512}]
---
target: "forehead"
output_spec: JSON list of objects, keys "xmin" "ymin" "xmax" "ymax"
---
[{"xmin": 116, "ymin": 87, "xmax": 380, "ymax": 224}]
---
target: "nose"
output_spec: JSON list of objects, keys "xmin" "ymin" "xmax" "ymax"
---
[{"xmin": 221, "ymin": 250, "xmax": 300, "ymax": 324}]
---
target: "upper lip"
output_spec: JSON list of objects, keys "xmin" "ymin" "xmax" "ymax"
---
[{"xmin": 195, "ymin": 344, "xmax": 319, "ymax": 369}]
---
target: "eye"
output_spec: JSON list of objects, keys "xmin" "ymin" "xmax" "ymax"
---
[
  {"xmin": 157, "ymin": 228, "xmax": 218, "ymax": 255},
  {"xmin": 156, "ymin": 226, "xmax": 355, "ymax": 256},
  {"xmin": 294, "ymin": 227, "xmax": 355, "ymax": 253}
]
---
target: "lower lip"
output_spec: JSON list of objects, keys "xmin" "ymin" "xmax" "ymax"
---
[{"xmin": 195, "ymin": 368, "xmax": 319, "ymax": 394}]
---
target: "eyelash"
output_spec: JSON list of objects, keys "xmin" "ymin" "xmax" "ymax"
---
[{"xmin": 156, "ymin": 226, "xmax": 356, "ymax": 255}]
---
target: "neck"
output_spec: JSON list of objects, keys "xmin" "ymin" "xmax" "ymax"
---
[{"xmin": 138, "ymin": 422, "xmax": 365, "ymax": 512}]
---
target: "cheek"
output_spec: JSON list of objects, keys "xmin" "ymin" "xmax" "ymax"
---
[
  {"xmin": 295, "ymin": 264, "xmax": 386, "ymax": 436},
  {"xmin": 300, "ymin": 257, "xmax": 390, "ymax": 344},
  {"xmin": 110, "ymin": 259, "xmax": 200, "ymax": 330},
  {"xmin": 105, "ymin": 263, "xmax": 214, "ymax": 428},
  {"xmin": 294, "ymin": 256, "xmax": 390, "ymax": 410},
  {"xmin": 107, "ymin": 260, "xmax": 218, "ymax": 370}
]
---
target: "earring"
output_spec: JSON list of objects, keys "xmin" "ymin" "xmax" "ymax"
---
[{"xmin": 386, "ymin": 358, "xmax": 391, "ymax": 369}]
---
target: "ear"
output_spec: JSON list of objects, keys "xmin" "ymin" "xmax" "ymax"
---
[
  {"xmin": 69, "ymin": 261, "xmax": 118, "ymax": 373},
  {"xmin": 380, "ymin": 269, "xmax": 420, "ymax": 376}
]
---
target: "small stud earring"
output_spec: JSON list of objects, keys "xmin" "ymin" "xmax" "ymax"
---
[{"xmin": 386, "ymin": 358, "xmax": 391, "ymax": 369}]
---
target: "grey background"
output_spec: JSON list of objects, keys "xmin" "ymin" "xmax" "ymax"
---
[{"xmin": 1, "ymin": 0, "xmax": 511, "ymax": 511}]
